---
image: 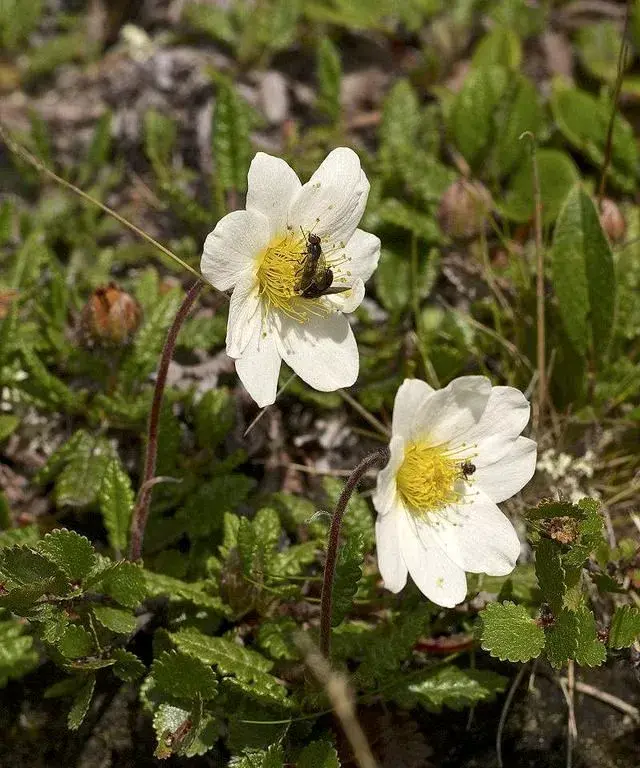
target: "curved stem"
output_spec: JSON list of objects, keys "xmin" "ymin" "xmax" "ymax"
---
[
  {"xmin": 128, "ymin": 279, "xmax": 204, "ymax": 561},
  {"xmin": 319, "ymin": 447, "xmax": 391, "ymax": 658}
]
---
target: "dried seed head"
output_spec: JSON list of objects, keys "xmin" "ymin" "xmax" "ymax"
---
[
  {"xmin": 437, "ymin": 179, "xmax": 493, "ymax": 240},
  {"xmin": 80, "ymin": 282, "xmax": 142, "ymax": 347},
  {"xmin": 599, "ymin": 198, "xmax": 626, "ymax": 244}
]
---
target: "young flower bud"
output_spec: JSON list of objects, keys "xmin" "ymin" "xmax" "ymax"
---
[
  {"xmin": 80, "ymin": 282, "xmax": 142, "ymax": 347},
  {"xmin": 599, "ymin": 198, "xmax": 626, "ymax": 243},
  {"xmin": 437, "ymin": 179, "xmax": 493, "ymax": 240}
]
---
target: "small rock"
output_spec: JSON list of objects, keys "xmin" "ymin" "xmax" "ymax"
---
[{"xmin": 258, "ymin": 71, "xmax": 289, "ymax": 125}]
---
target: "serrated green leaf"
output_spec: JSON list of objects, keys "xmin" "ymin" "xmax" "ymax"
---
[
  {"xmin": 0, "ymin": 525, "xmax": 40, "ymax": 551},
  {"xmin": 270, "ymin": 541, "xmax": 318, "ymax": 577},
  {"xmin": 144, "ymin": 109, "xmax": 177, "ymax": 179},
  {"xmin": 545, "ymin": 609, "xmax": 579, "ymax": 668},
  {"xmin": 298, "ymin": 740, "xmax": 340, "ymax": 768},
  {"xmin": 448, "ymin": 65, "xmax": 509, "ymax": 168},
  {"xmin": 393, "ymin": 666, "xmax": 508, "ymax": 712},
  {"xmin": 535, "ymin": 538, "xmax": 565, "ymax": 615},
  {"xmin": 0, "ymin": 545, "xmax": 69, "ymax": 601},
  {"xmin": 58, "ymin": 624, "xmax": 94, "ymax": 659},
  {"xmin": 112, "ymin": 648, "xmax": 146, "ymax": 682},
  {"xmin": 20, "ymin": 345, "xmax": 79, "ymax": 412},
  {"xmin": 576, "ymin": 21, "xmax": 632, "ymax": 84},
  {"xmin": 98, "ymin": 458, "xmax": 134, "ymax": 556},
  {"xmin": 0, "ymin": 617, "xmax": 38, "ymax": 688},
  {"xmin": 526, "ymin": 499, "xmax": 582, "ymax": 521},
  {"xmin": 575, "ymin": 607, "xmax": 606, "ymax": 667},
  {"xmin": 212, "ymin": 78, "xmax": 251, "ymax": 195},
  {"xmin": 379, "ymin": 79, "xmax": 421, "ymax": 177},
  {"xmin": 143, "ymin": 569, "xmax": 227, "ymax": 612},
  {"xmin": 195, "ymin": 388, "xmax": 235, "ymax": 451},
  {"xmin": 376, "ymin": 198, "xmax": 441, "ymax": 242},
  {"xmin": 37, "ymin": 529, "xmax": 96, "ymax": 583},
  {"xmin": 609, "ymin": 606, "xmax": 640, "ymax": 649},
  {"xmin": 316, "ymin": 36, "xmax": 342, "ymax": 122},
  {"xmin": 68, "ymin": 676, "xmax": 95, "ymax": 730},
  {"xmin": 152, "ymin": 650, "xmax": 218, "ymax": 701},
  {"xmin": 481, "ymin": 601, "xmax": 545, "ymax": 662},
  {"xmin": 322, "ymin": 476, "xmax": 374, "ymax": 550},
  {"xmin": 472, "ymin": 26, "xmax": 521, "ymax": 70},
  {"xmin": 332, "ymin": 532, "xmax": 364, "ymax": 627},
  {"xmin": 230, "ymin": 744, "xmax": 285, "ymax": 768},
  {"xmin": 563, "ymin": 503, "xmax": 605, "ymax": 569},
  {"xmin": 91, "ymin": 605, "xmax": 137, "ymax": 635},
  {"xmin": 500, "ymin": 149, "xmax": 579, "ymax": 224},
  {"xmin": 100, "ymin": 562, "xmax": 147, "ymax": 608},
  {"xmin": 54, "ymin": 433, "xmax": 116, "ymax": 508},
  {"xmin": 257, "ymin": 618, "xmax": 300, "ymax": 661},
  {"xmin": 237, "ymin": 518, "xmax": 257, "ymax": 578},
  {"xmin": 153, "ymin": 703, "xmax": 194, "ymax": 759}
]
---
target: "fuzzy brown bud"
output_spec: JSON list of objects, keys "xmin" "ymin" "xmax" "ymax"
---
[
  {"xmin": 437, "ymin": 179, "xmax": 493, "ymax": 240},
  {"xmin": 80, "ymin": 282, "xmax": 142, "ymax": 347},
  {"xmin": 599, "ymin": 198, "xmax": 626, "ymax": 243}
]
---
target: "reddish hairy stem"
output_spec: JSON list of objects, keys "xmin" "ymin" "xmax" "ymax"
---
[
  {"xmin": 128, "ymin": 280, "xmax": 204, "ymax": 561},
  {"xmin": 319, "ymin": 447, "xmax": 391, "ymax": 658}
]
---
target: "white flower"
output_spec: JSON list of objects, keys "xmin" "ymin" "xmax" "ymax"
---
[
  {"xmin": 200, "ymin": 148, "xmax": 381, "ymax": 406},
  {"xmin": 373, "ymin": 376, "xmax": 537, "ymax": 608}
]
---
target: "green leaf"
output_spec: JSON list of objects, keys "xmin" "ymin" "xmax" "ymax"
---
[
  {"xmin": 98, "ymin": 458, "xmax": 134, "ymax": 557},
  {"xmin": 526, "ymin": 499, "xmax": 582, "ymax": 521},
  {"xmin": 376, "ymin": 198, "xmax": 441, "ymax": 242},
  {"xmin": 535, "ymin": 538, "xmax": 565, "ymax": 615},
  {"xmin": 576, "ymin": 22, "xmax": 632, "ymax": 83},
  {"xmin": 36, "ymin": 529, "xmax": 96, "ymax": 583},
  {"xmin": 212, "ymin": 78, "xmax": 251, "ymax": 195},
  {"xmin": 144, "ymin": 109, "xmax": 177, "ymax": 178},
  {"xmin": 152, "ymin": 650, "xmax": 219, "ymax": 701},
  {"xmin": 58, "ymin": 624, "xmax": 94, "ymax": 659},
  {"xmin": 257, "ymin": 618, "xmax": 300, "ymax": 661},
  {"xmin": 91, "ymin": 605, "xmax": 137, "ymax": 635},
  {"xmin": 68, "ymin": 676, "xmax": 95, "ymax": 730},
  {"xmin": 316, "ymin": 36, "xmax": 342, "ymax": 122},
  {"xmin": 54, "ymin": 433, "xmax": 116, "ymax": 508},
  {"xmin": 99, "ymin": 561, "xmax": 147, "ymax": 608},
  {"xmin": 182, "ymin": 2, "xmax": 237, "ymax": 46},
  {"xmin": 472, "ymin": 27, "xmax": 522, "ymax": 70},
  {"xmin": 143, "ymin": 569, "xmax": 227, "ymax": 612},
  {"xmin": 0, "ymin": 617, "xmax": 38, "ymax": 688},
  {"xmin": 332, "ymin": 532, "xmax": 365, "ymax": 627},
  {"xmin": 0, "ymin": 414, "xmax": 19, "ymax": 442},
  {"xmin": 550, "ymin": 81, "xmax": 637, "ymax": 193},
  {"xmin": 153, "ymin": 700, "xmax": 207, "ymax": 759},
  {"xmin": 178, "ymin": 474, "xmax": 255, "ymax": 541},
  {"xmin": 230, "ymin": 744, "xmax": 285, "ymax": 768},
  {"xmin": 195, "ymin": 388, "xmax": 235, "ymax": 451},
  {"xmin": 112, "ymin": 648, "xmax": 146, "ymax": 681},
  {"xmin": 0, "ymin": 545, "xmax": 69, "ymax": 597},
  {"xmin": 448, "ymin": 65, "xmax": 509, "ymax": 168},
  {"xmin": 575, "ymin": 607, "xmax": 606, "ymax": 667},
  {"xmin": 480, "ymin": 601, "xmax": 545, "ymax": 662},
  {"xmin": 545, "ymin": 609, "xmax": 579, "ymax": 668},
  {"xmin": 393, "ymin": 666, "xmax": 508, "ymax": 712},
  {"xmin": 20, "ymin": 345, "xmax": 79, "ymax": 412},
  {"xmin": 379, "ymin": 79, "xmax": 421, "ymax": 177},
  {"xmin": 500, "ymin": 149, "xmax": 579, "ymax": 224},
  {"xmin": 298, "ymin": 741, "xmax": 340, "ymax": 768},
  {"xmin": 78, "ymin": 112, "xmax": 112, "ymax": 184},
  {"xmin": 609, "ymin": 606, "xmax": 640, "ymax": 649},
  {"xmin": 322, "ymin": 476, "xmax": 374, "ymax": 550},
  {"xmin": 551, "ymin": 185, "xmax": 616, "ymax": 359}
]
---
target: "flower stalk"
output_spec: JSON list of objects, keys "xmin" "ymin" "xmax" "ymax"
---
[
  {"xmin": 319, "ymin": 447, "xmax": 390, "ymax": 658},
  {"xmin": 128, "ymin": 279, "xmax": 204, "ymax": 561}
]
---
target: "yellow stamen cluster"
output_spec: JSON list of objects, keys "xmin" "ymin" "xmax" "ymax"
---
[{"xmin": 396, "ymin": 441, "xmax": 462, "ymax": 516}]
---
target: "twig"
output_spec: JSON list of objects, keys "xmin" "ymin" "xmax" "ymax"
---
[
  {"xmin": 496, "ymin": 663, "xmax": 529, "ymax": 768},
  {"xmin": 563, "ymin": 661, "xmax": 578, "ymax": 768},
  {"xmin": 128, "ymin": 280, "xmax": 204, "ymax": 561},
  {"xmin": 597, "ymin": 0, "xmax": 632, "ymax": 204},
  {"xmin": 0, "ymin": 122, "xmax": 202, "ymax": 281},
  {"xmin": 298, "ymin": 635, "xmax": 379, "ymax": 768},
  {"xmin": 319, "ymin": 448, "xmax": 390, "ymax": 657},
  {"xmin": 521, "ymin": 132, "xmax": 546, "ymax": 433},
  {"xmin": 338, "ymin": 389, "xmax": 391, "ymax": 438},
  {"xmin": 560, "ymin": 678, "xmax": 640, "ymax": 721},
  {"xmin": 242, "ymin": 372, "xmax": 297, "ymax": 437}
]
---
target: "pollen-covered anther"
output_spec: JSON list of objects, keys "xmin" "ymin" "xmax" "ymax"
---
[{"xmin": 396, "ymin": 441, "xmax": 464, "ymax": 516}]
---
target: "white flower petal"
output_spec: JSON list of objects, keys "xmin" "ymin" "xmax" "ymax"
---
[
  {"xmin": 289, "ymin": 148, "xmax": 370, "ymax": 246},
  {"xmin": 235, "ymin": 328, "xmax": 282, "ymax": 407},
  {"xmin": 474, "ymin": 436, "xmax": 537, "ymax": 503},
  {"xmin": 458, "ymin": 386, "xmax": 532, "ymax": 465},
  {"xmin": 375, "ymin": 507, "xmax": 408, "ymax": 593},
  {"xmin": 277, "ymin": 311, "xmax": 358, "ymax": 391},
  {"xmin": 424, "ymin": 487, "xmax": 521, "ymax": 576},
  {"xmin": 324, "ymin": 279, "xmax": 365, "ymax": 314},
  {"xmin": 414, "ymin": 376, "xmax": 491, "ymax": 445},
  {"xmin": 341, "ymin": 229, "xmax": 381, "ymax": 283},
  {"xmin": 392, "ymin": 379, "xmax": 435, "ymax": 439},
  {"xmin": 225, "ymin": 273, "xmax": 261, "ymax": 358},
  {"xmin": 372, "ymin": 435, "xmax": 405, "ymax": 516},
  {"xmin": 246, "ymin": 153, "xmax": 302, "ymax": 238},
  {"xmin": 201, "ymin": 209, "xmax": 270, "ymax": 291},
  {"xmin": 399, "ymin": 509, "xmax": 468, "ymax": 607}
]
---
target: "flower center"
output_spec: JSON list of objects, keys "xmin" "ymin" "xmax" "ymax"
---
[
  {"xmin": 256, "ymin": 229, "xmax": 350, "ymax": 323},
  {"xmin": 396, "ymin": 441, "xmax": 463, "ymax": 516}
]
